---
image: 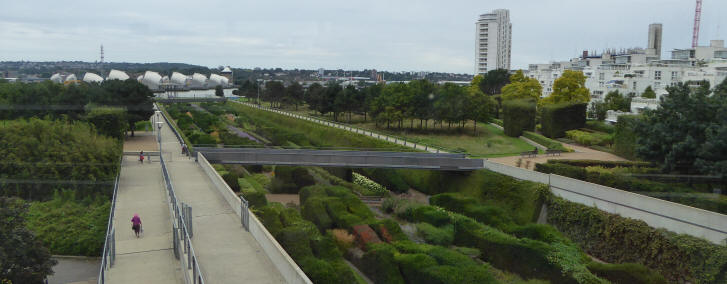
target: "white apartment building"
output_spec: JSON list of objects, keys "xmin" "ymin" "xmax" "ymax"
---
[{"xmin": 475, "ymin": 9, "xmax": 512, "ymax": 74}]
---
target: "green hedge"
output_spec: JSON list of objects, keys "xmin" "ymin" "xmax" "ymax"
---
[
  {"xmin": 502, "ymin": 99, "xmax": 536, "ymax": 137},
  {"xmin": 613, "ymin": 115, "xmax": 640, "ymax": 160},
  {"xmin": 254, "ymin": 202, "xmax": 357, "ymax": 284},
  {"xmin": 585, "ymin": 120, "xmax": 615, "ymax": 134},
  {"xmin": 565, "ymin": 130, "xmax": 612, "ymax": 146},
  {"xmin": 357, "ymin": 168, "xmax": 410, "ymax": 193},
  {"xmin": 547, "ymin": 197, "xmax": 727, "ymax": 283},
  {"xmin": 541, "ymin": 103, "xmax": 587, "ymax": 138},
  {"xmin": 271, "ymin": 166, "xmax": 315, "ymax": 194},
  {"xmin": 415, "ymin": 223, "xmax": 454, "ymax": 246},
  {"xmin": 586, "ymin": 262, "xmax": 667, "ymax": 284},
  {"xmin": 240, "ymin": 187, "xmax": 267, "ymax": 208},
  {"xmin": 523, "ymin": 131, "xmax": 570, "ymax": 151}
]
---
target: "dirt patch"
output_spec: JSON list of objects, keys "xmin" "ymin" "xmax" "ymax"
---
[
  {"xmin": 266, "ymin": 194, "xmax": 299, "ymax": 206},
  {"xmin": 122, "ymin": 131, "xmax": 159, "ymax": 152}
]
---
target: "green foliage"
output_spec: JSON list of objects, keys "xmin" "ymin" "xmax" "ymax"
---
[
  {"xmin": 586, "ymin": 262, "xmax": 667, "ymax": 284},
  {"xmin": 501, "ymin": 70, "xmax": 542, "ymax": 102},
  {"xmin": 369, "ymin": 218, "xmax": 409, "ymax": 242},
  {"xmin": 502, "ymin": 99, "xmax": 536, "ymax": 137},
  {"xmin": 584, "ymin": 120, "xmax": 615, "ymax": 134},
  {"xmin": 430, "ymin": 193, "xmax": 514, "ymax": 229},
  {"xmin": 541, "ymin": 102, "xmax": 587, "ymax": 138},
  {"xmin": 0, "ymin": 118, "xmax": 121, "ymax": 200},
  {"xmin": 634, "ymin": 80, "xmax": 727, "ymax": 175},
  {"xmin": 25, "ymin": 192, "xmax": 109, "ymax": 256},
  {"xmin": 0, "ymin": 197, "xmax": 57, "ymax": 283},
  {"xmin": 478, "ymin": 69, "xmax": 511, "ymax": 95},
  {"xmin": 544, "ymin": 159, "xmax": 652, "ymax": 168},
  {"xmin": 357, "ymin": 168, "xmax": 410, "ymax": 193},
  {"xmin": 222, "ymin": 171, "xmax": 241, "ymax": 192},
  {"xmin": 85, "ymin": 106, "xmax": 128, "ymax": 139},
  {"xmin": 415, "ymin": 223, "xmax": 454, "ymax": 246},
  {"xmin": 301, "ymin": 196, "xmax": 333, "ymax": 232},
  {"xmin": 523, "ymin": 131, "xmax": 570, "ymax": 152},
  {"xmin": 134, "ymin": 120, "xmax": 152, "ymax": 131},
  {"xmin": 547, "ymin": 197, "xmax": 727, "ymax": 283},
  {"xmin": 271, "ymin": 166, "xmax": 315, "ymax": 194},
  {"xmin": 603, "ymin": 91, "xmax": 632, "ymax": 112},
  {"xmin": 240, "ymin": 188, "xmax": 267, "ymax": 208},
  {"xmin": 215, "ymin": 85, "xmax": 224, "ymax": 97},
  {"xmin": 361, "ymin": 243, "xmax": 406, "ymax": 284},
  {"xmin": 641, "ymin": 86, "xmax": 656, "ymax": 98},
  {"xmin": 540, "ymin": 70, "xmax": 590, "ymax": 106},
  {"xmin": 565, "ymin": 130, "xmax": 612, "ymax": 146},
  {"xmin": 299, "ymin": 185, "xmax": 372, "ymax": 231},
  {"xmin": 613, "ymin": 115, "xmax": 640, "ymax": 160},
  {"xmin": 298, "ymin": 257, "xmax": 356, "ymax": 284}
]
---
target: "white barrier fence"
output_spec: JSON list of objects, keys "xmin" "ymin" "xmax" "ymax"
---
[
  {"xmin": 197, "ymin": 153, "xmax": 313, "ymax": 284},
  {"xmin": 482, "ymin": 160, "xmax": 727, "ymax": 244}
]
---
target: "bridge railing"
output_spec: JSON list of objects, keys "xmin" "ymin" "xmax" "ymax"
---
[
  {"xmin": 232, "ymin": 100, "xmax": 455, "ymax": 155},
  {"xmin": 161, "ymin": 152, "xmax": 205, "ymax": 284},
  {"xmin": 97, "ymin": 156, "xmax": 123, "ymax": 284}
]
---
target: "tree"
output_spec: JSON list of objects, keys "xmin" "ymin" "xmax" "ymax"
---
[
  {"xmin": 100, "ymin": 79, "xmax": 154, "ymax": 137},
  {"xmin": 588, "ymin": 101, "xmax": 608, "ymax": 120},
  {"xmin": 85, "ymin": 106, "xmax": 128, "ymax": 139},
  {"xmin": 603, "ymin": 90, "xmax": 631, "ymax": 112},
  {"xmin": 501, "ymin": 70, "xmax": 542, "ymax": 102},
  {"xmin": 0, "ymin": 197, "xmax": 57, "ymax": 283},
  {"xmin": 285, "ymin": 82, "xmax": 304, "ymax": 110},
  {"xmin": 467, "ymin": 89, "xmax": 494, "ymax": 135},
  {"xmin": 634, "ymin": 79, "xmax": 727, "ymax": 175},
  {"xmin": 540, "ymin": 70, "xmax": 590, "ymax": 106},
  {"xmin": 641, "ymin": 86, "xmax": 656, "ymax": 98},
  {"xmin": 478, "ymin": 69, "xmax": 510, "ymax": 95},
  {"xmin": 264, "ymin": 81, "xmax": 285, "ymax": 108},
  {"xmin": 305, "ymin": 83, "xmax": 327, "ymax": 115},
  {"xmin": 238, "ymin": 80, "xmax": 259, "ymax": 102},
  {"xmin": 215, "ymin": 85, "xmax": 224, "ymax": 97}
]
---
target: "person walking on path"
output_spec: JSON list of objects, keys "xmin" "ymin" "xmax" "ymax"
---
[
  {"xmin": 131, "ymin": 214, "xmax": 142, "ymax": 238},
  {"xmin": 139, "ymin": 150, "xmax": 145, "ymax": 163}
]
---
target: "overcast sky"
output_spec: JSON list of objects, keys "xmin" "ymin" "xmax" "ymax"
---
[{"xmin": 1, "ymin": 0, "xmax": 725, "ymax": 74}]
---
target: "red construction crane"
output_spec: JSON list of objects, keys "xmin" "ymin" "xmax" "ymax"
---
[{"xmin": 692, "ymin": 0, "xmax": 702, "ymax": 48}]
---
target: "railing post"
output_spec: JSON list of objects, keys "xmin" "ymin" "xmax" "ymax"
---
[
  {"xmin": 187, "ymin": 240, "xmax": 192, "ymax": 269},
  {"xmin": 172, "ymin": 226, "xmax": 179, "ymax": 259},
  {"xmin": 187, "ymin": 206, "xmax": 193, "ymax": 238}
]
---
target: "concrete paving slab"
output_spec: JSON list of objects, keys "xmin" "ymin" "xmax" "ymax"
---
[
  {"xmin": 158, "ymin": 119, "xmax": 286, "ymax": 283},
  {"xmin": 105, "ymin": 155, "xmax": 182, "ymax": 284}
]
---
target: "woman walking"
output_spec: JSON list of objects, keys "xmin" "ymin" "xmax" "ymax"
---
[{"xmin": 131, "ymin": 213, "xmax": 142, "ymax": 238}]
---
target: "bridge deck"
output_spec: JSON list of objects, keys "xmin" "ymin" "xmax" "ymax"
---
[
  {"xmin": 106, "ymin": 156, "xmax": 182, "ymax": 284},
  {"xmin": 160, "ymin": 123, "xmax": 286, "ymax": 283},
  {"xmin": 197, "ymin": 147, "xmax": 483, "ymax": 171}
]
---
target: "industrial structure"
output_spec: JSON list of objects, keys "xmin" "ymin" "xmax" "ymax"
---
[{"xmin": 475, "ymin": 9, "xmax": 512, "ymax": 74}]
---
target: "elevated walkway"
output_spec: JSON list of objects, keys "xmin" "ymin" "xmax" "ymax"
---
[
  {"xmin": 196, "ymin": 147, "xmax": 483, "ymax": 171},
  {"xmin": 159, "ymin": 122, "xmax": 286, "ymax": 283},
  {"xmin": 105, "ymin": 156, "xmax": 182, "ymax": 284}
]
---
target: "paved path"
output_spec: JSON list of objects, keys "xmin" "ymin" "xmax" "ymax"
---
[
  {"xmin": 106, "ymin": 155, "xmax": 182, "ymax": 284},
  {"xmin": 488, "ymin": 142, "xmax": 626, "ymax": 170},
  {"xmin": 159, "ymin": 122, "xmax": 286, "ymax": 283}
]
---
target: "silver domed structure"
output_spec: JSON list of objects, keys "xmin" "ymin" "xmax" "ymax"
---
[
  {"xmin": 83, "ymin": 73, "xmax": 104, "ymax": 83},
  {"xmin": 171, "ymin": 72, "xmax": 188, "ymax": 85},
  {"xmin": 107, "ymin": 69, "xmax": 130, "ymax": 81},
  {"xmin": 140, "ymin": 71, "xmax": 162, "ymax": 90},
  {"xmin": 50, "ymin": 73, "xmax": 63, "ymax": 83},
  {"xmin": 190, "ymin": 73, "xmax": 207, "ymax": 88},
  {"xmin": 209, "ymin": 74, "xmax": 229, "ymax": 87},
  {"xmin": 64, "ymin": 74, "xmax": 77, "ymax": 82}
]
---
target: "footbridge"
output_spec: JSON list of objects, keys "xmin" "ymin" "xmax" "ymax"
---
[{"xmin": 195, "ymin": 147, "xmax": 484, "ymax": 171}]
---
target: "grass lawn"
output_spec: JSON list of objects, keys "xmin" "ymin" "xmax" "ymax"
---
[{"xmin": 238, "ymin": 100, "xmax": 534, "ymax": 157}]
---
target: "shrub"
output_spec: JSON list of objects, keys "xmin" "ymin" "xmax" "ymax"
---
[
  {"xmin": 298, "ymin": 257, "xmax": 356, "ymax": 284},
  {"xmin": 523, "ymin": 131, "xmax": 570, "ymax": 152},
  {"xmin": 85, "ymin": 106, "xmax": 128, "ymax": 139},
  {"xmin": 492, "ymin": 118, "xmax": 503, "ymax": 126},
  {"xmin": 329, "ymin": 229, "xmax": 355, "ymax": 251},
  {"xmin": 240, "ymin": 188, "xmax": 267, "ymax": 208},
  {"xmin": 395, "ymin": 253, "xmax": 439, "ymax": 283},
  {"xmin": 547, "ymin": 197, "xmax": 727, "ymax": 283},
  {"xmin": 255, "ymin": 203, "xmax": 285, "ymax": 237},
  {"xmin": 565, "ymin": 130, "xmax": 612, "ymax": 146},
  {"xmin": 278, "ymin": 223, "xmax": 317, "ymax": 259},
  {"xmin": 613, "ymin": 115, "xmax": 640, "ymax": 160},
  {"xmin": 410, "ymin": 206, "xmax": 450, "ymax": 227},
  {"xmin": 535, "ymin": 162, "xmax": 588, "ymax": 180},
  {"xmin": 221, "ymin": 171, "xmax": 241, "ymax": 192},
  {"xmin": 587, "ymin": 262, "xmax": 667, "ymax": 284},
  {"xmin": 301, "ymin": 197, "xmax": 333, "ymax": 232},
  {"xmin": 547, "ymin": 159, "xmax": 652, "ymax": 168},
  {"xmin": 310, "ymin": 235, "xmax": 342, "ymax": 260},
  {"xmin": 361, "ymin": 243, "xmax": 406, "ymax": 284},
  {"xmin": 430, "ymin": 193, "xmax": 513, "ymax": 229},
  {"xmin": 416, "ymin": 223, "xmax": 454, "ymax": 246},
  {"xmin": 358, "ymin": 168, "xmax": 410, "ymax": 193},
  {"xmin": 585, "ymin": 120, "xmax": 615, "ymax": 134},
  {"xmin": 370, "ymin": 219, "xmax": 409, "ymax": 242},
  {"xmin": 541, "ymin": 102, "xmax": 587, "ymax": 138},
  {"xmin": 503, "ymin": 99, "xmax": 536, "ymax": 137}
]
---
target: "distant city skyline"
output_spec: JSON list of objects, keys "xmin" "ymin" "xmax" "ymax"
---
[{"xmin": 1, "ymin": 0, "xmax": 726, "ymax": 74}]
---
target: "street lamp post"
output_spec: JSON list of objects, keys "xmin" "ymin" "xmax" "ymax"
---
[{"xmin": 156, "ymin": 122, "xmax": 164, "ymax": 154}]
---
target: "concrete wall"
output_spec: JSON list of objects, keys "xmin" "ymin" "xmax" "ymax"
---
[
  {"xmin": 482, "ymin": 160, "xmax": 727, "ymax": 244},
  {"xmin": 197, "ymin": 153, "xmax": 313, "ymax": 284}
]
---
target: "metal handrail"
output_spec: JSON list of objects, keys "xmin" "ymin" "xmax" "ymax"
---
[
  {"xmin": 160, "ymin": 152, "xmax": 205, "ymax": 284},
  {"xmin": 97, "ymin": 156, "xmax": 123, "ymax": 284},
  {"xmin": 232, "ymin": 100, "xmax": 452, "ymax": 155}
]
